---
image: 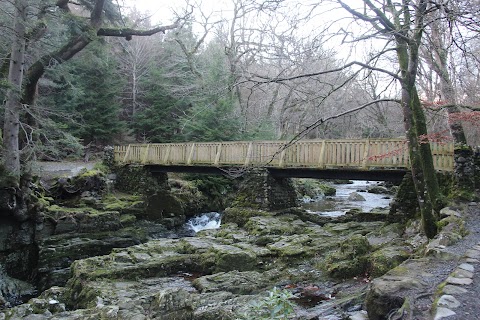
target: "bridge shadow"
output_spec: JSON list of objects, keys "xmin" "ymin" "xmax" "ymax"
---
[{"xmin": 146, "ymin": 165, "xmax": 407, "ymax": 182}]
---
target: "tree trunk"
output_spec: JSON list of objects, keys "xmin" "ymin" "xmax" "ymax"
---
[
  {"xmin": 427, "ymin": 15, "xmax": 467, "ymax": 145},
  {"xmin": 396, "ymin": 32, "xmax": 440, "ymax": 238},
  {"xmin": 3, "ymin": 0, "xmax": 28, "ymax": 181}
]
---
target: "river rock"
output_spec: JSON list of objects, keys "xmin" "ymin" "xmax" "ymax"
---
[
  {"xmin": 2, "ymin": 180, "xmax": 409, "ymax": 320},
  {"xmin": 348, "ymin": 192, "xmax": 366, "ymax": 201},
  {"xmin": 0, "ymin": 268, "xmax": 36, "ymax": 308},
  {"xmin": 145, "ymin": 192, "xmax": 185, "ymax": 228},
  {"xmin": 193, "ymin": 270, "xmax": 268, "ymax": 294},
  {"xmin": 322, "ymin": 235, "xmax": 372, "ymax": 279},
  {"xmin": 222, "ymin": 207, "xmax": 270, "ymax": 227},
  {"xmin": 439, "ymin": 207, "xmax": 462, "ymax": 218},
  {"xmin": 369, "ymin": 245, "xmax": 411, "ymax": 277},
  {"xmin": 365, "ymin": 259, "xmax": 430, "ymax": 320},
  {"xmin": 367, "ymin": 185, "xmax": 392, "ymax": 195}
]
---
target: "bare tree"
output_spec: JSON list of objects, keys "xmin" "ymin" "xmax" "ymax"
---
[
  {"xmin": 1, "ymin": 0, "xmax": 184, "ymax": 208},
  {"xmin": 245, "ymin": 0, "xmax": 479, "ymax": 238},
  {"xmin": 3, "ymin": 0, "xmax": 27, "ymax": 178}
]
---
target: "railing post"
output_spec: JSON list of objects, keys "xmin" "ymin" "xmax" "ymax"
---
[
  {"xmin": 244, "ymin": 142, "xmax": 253, "ymax": 166},
  {"xmin": 278, "ymin": 148, "xmax": 287, "ymax": 167},
  {"xmin": 362, "ymin": 139, "xmax": 370, "ymax": 169},
  {"xmin": 122, "ymin": 144, "xmax": 131, "ymax": 163},
  {"xmin": 163, "ymin": 145, "xmax": 171, "ymax": 164},
  {"xmin": 318, "ymin": 140, "xmax": 326, "ymax": 168},
  {"xmin": 214, "ymin": 143, "xmax": 222, "ymax": 166},
  {"xmin": 187, "ymin": 143, "xmax": 196, "ymax": 165},
  {"xmin": 141, "ymin": 144, "xmax": 150, "ymax": 164}
]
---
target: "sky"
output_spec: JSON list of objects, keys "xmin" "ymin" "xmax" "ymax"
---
[
  {"xmin": 128, "ymin": 0, "xmax": 224, "ymax": 24},
  {"xmin": 124, "ymin": 0, "xmax": 391, "ymax": 74}
]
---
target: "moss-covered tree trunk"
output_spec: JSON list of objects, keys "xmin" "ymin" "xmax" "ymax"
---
[{"xmin": 394, "ymin": 2, "xmax": 441, "ymax": 238}]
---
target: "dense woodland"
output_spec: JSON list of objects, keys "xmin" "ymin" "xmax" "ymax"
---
[
  {"xmin": 1, "ymin": 0, "xmax": 478, "ymax": 161},
  {"xmin": 1, "ymin": 0, "xmax": 480, "ymax": 237}
]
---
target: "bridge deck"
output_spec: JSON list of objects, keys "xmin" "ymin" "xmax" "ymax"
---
[{"xmin": 114, "ymin": 139, "xmax": 454, "ymax": 173}]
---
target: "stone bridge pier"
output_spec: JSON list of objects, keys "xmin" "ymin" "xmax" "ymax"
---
[{"xmin": 232, "ymin": 168, "xmax": 298, "ymax": 210}]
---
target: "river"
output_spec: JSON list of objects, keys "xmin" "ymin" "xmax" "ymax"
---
[
  {"xmin": 186, "ymin": 180, "xmax": 393, "ymax": 233},
  {"xmin": 302, "ymin": 180, "xmax": 392, "ymax": 217}
]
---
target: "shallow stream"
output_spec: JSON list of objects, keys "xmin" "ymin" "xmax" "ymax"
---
[
  {"xmin": 185, "ymin": 180, "xmax": 393, "ymax": 233},
  {"xmin": 302, "ymin": 180, "xmax": 392, "ymax": 217}
]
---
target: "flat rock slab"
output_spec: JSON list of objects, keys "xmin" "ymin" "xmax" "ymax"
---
[
  {"xmin": 439, "ymin": 207, "xmax": 462, "ymax": 218},
  {"xmin": 434, "ymin": 307, "xmax": 456, "ymax": 320},
  {"xmin": 446, "ymin": 276, "xmax": 473, "ymax": 286},
  {"xmin": 443, "ymin": 284, "xmax": 468, "ymax": 295},
  {"xmin": 437, "ymin": 295, "xmax": 461, "ymax": 309},
  {"xmin": 458, "ymin": 263, "xmax": 474, "ymax": 273},
  {"xmin": 465, "ymin": 249, "xmax": 480, "ymax": 259},
  {"xmin": 453, "ymin": 268, "xmax": 474, "ymax": 279}
]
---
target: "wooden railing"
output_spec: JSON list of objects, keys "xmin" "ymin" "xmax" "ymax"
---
[{"xmin": 114, "ymin": 139, "xmax": 454, "ymax": 171}]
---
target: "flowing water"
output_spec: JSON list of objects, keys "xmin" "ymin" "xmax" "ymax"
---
[
  {"xmin": 185, "ymin": 180, "xmax": 392, "ymax": 233},
  {"xmin": 185, "ymin": 212, "xmax": 222, "ymax": 233},
  {"xmin": 301, "ymin": 180, "xmax": 392, "ymax": 217}
]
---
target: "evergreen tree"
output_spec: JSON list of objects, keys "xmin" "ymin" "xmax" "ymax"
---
[
  {"xmin": 181, "ymin": 98, "xmax": 242, "ymax": 142},
  {"xmin": 48, "ymin": 41, "xmax": 125, "ymax": 145},
  {"xmin": 131, "ymin": 68, "xmax": 190, "ymax": 142}
]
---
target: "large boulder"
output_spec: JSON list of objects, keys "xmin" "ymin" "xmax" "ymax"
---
[
  {"xmin": 0, "ymin": 267, "xmax": 36, "ymax": 308},
  {"xmin": 49, "ymin": 169, "xmax": 107, "ymax": 200},
  {"xmin": 144, "ymin": 192, "xmax": 185, "ymax": 228},
  {"xmin": 348, "ymin": 192, "xmax": 366, "ymax": 201},
  {"xmin": 322, "ymin": 234, "xmax": 372, "ymax": 279},
  {"xmin": 365, "ymin": 259, "xmax": 431, "ymax": 320}
]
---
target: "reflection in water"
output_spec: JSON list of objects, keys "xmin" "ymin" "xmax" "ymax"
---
[{"xmin": 302, "ymin": 180, "xmax": 392, "ymax": 216}]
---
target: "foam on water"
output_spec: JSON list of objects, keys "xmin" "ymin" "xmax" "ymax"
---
[
  {"xmin": 185, "ymin": 212, "xmax": 222, "ymax": 233},
  {"xmin": 302, "ymin": 180, "xmax": 392, "ymax": 216}
]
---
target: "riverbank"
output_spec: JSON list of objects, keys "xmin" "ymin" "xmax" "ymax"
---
[{"xmin": 0, "ymin": 163, "xmax": 478, "ymax": 319}]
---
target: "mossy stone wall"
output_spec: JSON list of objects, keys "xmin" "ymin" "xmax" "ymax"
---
[
  {"xmin": 474, "ymin": 147, "xmax": 480, "ymax": 189},
  {"xmin": 114, "ymin": 166, "xmax": 169, "ymax": 195},
  {"xmin": 389, "ymin": 172, "xmax": 418, "ymax": 221},
  {"xmin": 453, "ymin": 146, "xmax": 475, "ymax": 193},
  {"xmin": 231, "ymin": 168, "xmax": 298, "ymax": 210}
]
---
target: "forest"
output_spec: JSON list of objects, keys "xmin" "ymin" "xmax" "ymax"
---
[
  {"xmin": 2, "ymin": 1, "xmax": 480, "ymax": 318},
  {"xmin": 2, "ymin": 0, "xmax": 479, "ymax": 239},
  {"xmin": 1, "ymin": 0, "xmax": 478, "ymax": 160}
]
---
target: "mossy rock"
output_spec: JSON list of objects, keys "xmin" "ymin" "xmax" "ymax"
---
[
  {"xmin": 114, "ymin": 165, "xmax": 169, "ymax": 195},
  {"xmin": 49, "ymin": 169, "xmax": 107, "ymax": 200},
  {"xmin": 101, "ymin": 193, "xmax": 144, "ymax": 216},
  {"xmin": 193, "ymin": 271, "xmax": 267, "ymax": 294},
  {"xmin": 209, "ymin": 245, "xmax": 257, "ymax": 272},
  {"xmin": 120, "ymin": 214, "xmax": 136, "ymax": 225},
  {"xmin": 244, "ymin": 216, "xmax": 306, "ymax": 236},
  {"xmin": 436, "ymin": 215, "xmax": 467, "ymax": 237},
  {"xmin": 324, "ymin": 256, "xmax": 370, "ymax": 279},
  {"xmin": 63, "ymin": 275, "xmax": 102, "ymax": 309},
  {"xmin": 321, "ymin": 235, "xmax": 372, "ymax": 279},
  {"xmin": 222, "ymin": 207, "xmax": 270, "ymax": 227},
  {"xmin": 293, "ymin": 179, "xmax": 336, "ymax": 199},
  {"xmin": 266, "ymin": 234, "xmax": 314, "ymax": 258},
  {"xmin": 145, "ymin": 192, "xmax": 185, "ymax": 227},
  {"xmin": 369, "ymin": 246, "xmax": 410, "ymax": 277}
]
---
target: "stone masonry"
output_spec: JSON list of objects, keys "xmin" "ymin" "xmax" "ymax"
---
[{"xmin": 232, "ymin": 168, "xmax": 298, "ymax": 210}]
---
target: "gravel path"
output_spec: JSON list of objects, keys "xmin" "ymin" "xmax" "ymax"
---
[
  {"xmin": 434, "ymin": 202, "xmax": 480, "ymax": 320},
  {"xmin": 32, "ymin": 161, "xmax": 97, "ymax": 179}
]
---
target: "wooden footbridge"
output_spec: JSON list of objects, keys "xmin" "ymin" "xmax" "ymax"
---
[{"xmin": 114, "ymin": 139, "xmax": 454, "ymax": 181}]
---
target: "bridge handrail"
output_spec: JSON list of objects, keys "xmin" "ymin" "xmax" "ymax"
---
[{"xmin": 114, "ymin": 138, "xmax": 454, "ymax": 171}]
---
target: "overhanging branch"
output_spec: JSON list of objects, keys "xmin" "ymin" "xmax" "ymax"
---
[
  {"xmin": 249, "ymin": 60, "xmax": 401, "ymax": 84},
  {"xmin": 265, "ymin": 98, "xmax": 401, "ymax": 165},
  {"xmin": 97, "ymin": 21, "xmax": 181, "ymax": 38}
]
